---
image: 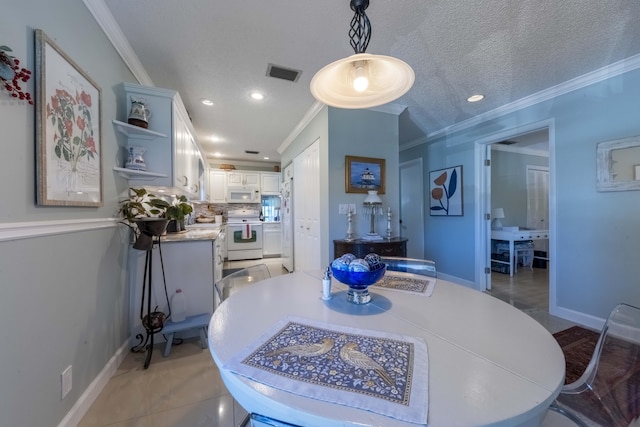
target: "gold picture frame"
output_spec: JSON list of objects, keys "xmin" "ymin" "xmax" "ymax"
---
[
  {"xmin": 35, "ymin": 29, "xmax": 103, "ymax": 206},
  {"xmin": 345, "ymin": 155, "xmax": 385, "ymax": 194}
]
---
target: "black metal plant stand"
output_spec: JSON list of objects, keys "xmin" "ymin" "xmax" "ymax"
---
[{"xmin": 130, "ymin": 219, "xmax": 171, "ymax": 369}]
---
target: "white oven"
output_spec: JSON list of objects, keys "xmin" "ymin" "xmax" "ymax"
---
[
  {"xmin": 227, "ymin": 187, "xmax": 261, "ymax": 203},
  {"xmin": 226, "ymin": 209, "xmax": 263, "ymax": 260}
]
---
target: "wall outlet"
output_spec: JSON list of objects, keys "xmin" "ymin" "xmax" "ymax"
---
[{"xmin": 61, "ymin": 365, "xmax": 72, "ymax": 399}]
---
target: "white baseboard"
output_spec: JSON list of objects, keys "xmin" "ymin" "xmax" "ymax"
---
[
  {"xmin": 437, "ymin": 272, "xmax": 477, "ymax": 289},
  {"xmin": 550, "ymin": 306, "xmax": 605, "ymax": 331},
  {"xmin": 58, "ymin": 339, "xmax": 130, "ymax": 427}
]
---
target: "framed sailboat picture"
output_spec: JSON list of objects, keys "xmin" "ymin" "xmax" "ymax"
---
[{"xmin": 345, "ymin": 155, "xmax": 385, "ymax": 194}]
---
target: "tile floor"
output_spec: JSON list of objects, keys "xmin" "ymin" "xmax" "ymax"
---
[{"xmin": 78, "ymin": 258, "xmax": 574, "ymax": 427}]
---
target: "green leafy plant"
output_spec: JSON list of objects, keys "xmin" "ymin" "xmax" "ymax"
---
[
  {"xmin": 119, "ymin": 188, "xmax": 170, "ymax": 224},
  {"xmin": 165, "ymin": 195, "xmax": 193, "ymax": 221}
]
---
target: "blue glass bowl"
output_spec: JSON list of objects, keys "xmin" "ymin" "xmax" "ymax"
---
[{"xmin": 331, "ymin": 264, "xmax": 386, "ymax": 290}]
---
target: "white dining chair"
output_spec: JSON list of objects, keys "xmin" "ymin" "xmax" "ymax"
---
[
  {"xmin": 547, "ymin": 303, "xmax": 640, "ymax": 426},
  {"xmin": 380, "ymin": 256, "xmax": 437, "ymax": 278},
  {"xmin": 214, "ymin": 264, "xmax": 271, "ymax": 308}
]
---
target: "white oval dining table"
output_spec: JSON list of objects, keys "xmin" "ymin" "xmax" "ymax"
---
[{"xmin": 208, "ymin": 270, "xmax": 565, "ymax": 427}]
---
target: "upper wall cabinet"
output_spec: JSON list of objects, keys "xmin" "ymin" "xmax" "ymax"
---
[
  {"xmin": 114, "ymin": 83, "xmax": 203, "ymax": 196},
  {"xmin": 208, "ymin": 170, "xmax": 227, "ymax": 203},
  {"xmin": 227, "ymin": 171, "xmax": 260, "ymax": 189},
  {"xmin": 261, "ymin": 172, "xmax": 281, "ymax": 195}
]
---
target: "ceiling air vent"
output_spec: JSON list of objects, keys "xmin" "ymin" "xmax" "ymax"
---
[
  {"xmin": 267, "ymin": 63, "xmax": 301, "ymax": 82},
  {"xmin": 245, "ymin": 150, "xmax": 260, "ymax": 155}
]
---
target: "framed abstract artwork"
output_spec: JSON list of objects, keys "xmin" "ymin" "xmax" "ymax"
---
[
  {"xmin": 35, "ymin": 29, "xmax": 103, "ymax": 206},
  {"xmin": 429, "ymin": 165, "xmax": 463, "ymax": 216},
  {"xmin": 345, "ymin": 155, "xmax": 385, "ymax": 194}
]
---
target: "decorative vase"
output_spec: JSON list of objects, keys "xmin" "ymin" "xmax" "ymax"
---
[
  {"xmin": 128, "ymin": 98, "xmax": 151, "ymax": 128},
  {"xmin": 125, "ymin": 146, "xmax": 147, "ymax": 171}
]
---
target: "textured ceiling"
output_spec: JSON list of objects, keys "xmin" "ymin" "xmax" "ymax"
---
[{"xmin": 102, "ymin": 0, "xmax": 640, "ymax": 164}]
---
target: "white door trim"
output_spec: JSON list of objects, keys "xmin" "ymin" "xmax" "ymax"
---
[
  {"xmin": 474, "ymin": 119, "xmax": 556, "ymax": 311},
  {"xmin": 400, "ymin": 158, "xmax": 424, "ymax": 258}
]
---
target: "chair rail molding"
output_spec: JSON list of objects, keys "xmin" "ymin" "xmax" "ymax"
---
[{"xmin": 0, "ymin": 218, "xmax": 120, "ymax": 242}]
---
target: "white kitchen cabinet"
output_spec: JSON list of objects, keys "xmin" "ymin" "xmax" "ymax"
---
[
  {"xmin": 116, "ymin": 83, "xmax": 204, "ymax": 197},
  {"xmin": 208, "ymin": 170, "xmax": 227, "ymax": 202},
  {"xmin": 261, "ymin": 172, "xmax": 281, "ymax": 195},
  {"xmin": 227, "ymin": 171, "xmax": 260, "ymax": 189},
  {"xmin": 263, "ymin": 222, "xmax": 282, "ymax": 256}
]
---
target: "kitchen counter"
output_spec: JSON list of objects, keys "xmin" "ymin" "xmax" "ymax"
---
[{"xmin": 160, "ymin": 228, "xmax": 220, "ymax": 242}]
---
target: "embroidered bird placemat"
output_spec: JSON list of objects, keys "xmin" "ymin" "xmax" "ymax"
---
[
  {"xmin": 373, "ymin": 271, "xmax": 436, "ymax": 296},
  {"xmin": 225, "ymin": 316, "xmax": 428, "ymax": 425}
]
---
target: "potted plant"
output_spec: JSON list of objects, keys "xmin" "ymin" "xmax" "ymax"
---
[
  {"xmin": 165, "ymin": 195, "xmax": 193, "ymax": 232},
  {"xmin": 119, "ymin": 188, "xmax": 171, "ymax": 250}
]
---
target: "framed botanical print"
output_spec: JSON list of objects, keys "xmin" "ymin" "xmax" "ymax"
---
[
  {"xmin": 429, "ymin": 165, "xmax": 463, "ymax": 216},
  {"xmin": 345, "ymin": 155, "xmax": 385, "ymax": 194},
  {"xmin": 35, "ymin": 29, "xmax": 103, "ymax": 206}
]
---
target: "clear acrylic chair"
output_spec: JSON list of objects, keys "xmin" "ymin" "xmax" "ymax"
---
[
  {"xmin": 380, "ymin": 257, "xmax": 437, "ymax": 278},
  {"xmin": 548, "ymin": 303, "xmax": 640, "ymax": 426},
  {"xmin": 214, "ymin": 264, "xmax": 271, "ymax": 308}
]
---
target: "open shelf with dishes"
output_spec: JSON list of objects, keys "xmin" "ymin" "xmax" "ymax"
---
[
  {"xmin": 113, "ymin": 167, "xmax": 168, "ymax": 180},
  {"xmin": 112, "ymin": 119, "xmax": 169, "ymax": 181},
  {"xmin": 112, "ymin": 120, "xmax": 167, "ymax": 139}
]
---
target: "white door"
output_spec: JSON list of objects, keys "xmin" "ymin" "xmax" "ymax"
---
[
  {"xmin": 281, "ymin": 165, "xmax": 294, "ymax": 271},
  {"xmin": 400, "ymin": 158, "xmax": 424, "ymax": 258},
  {"xmin": 527, "ymin": 165, "xmax": 549, "ymax": 254},
  {"xmin": 293, "ymin": 140, "xmax": 320, "ymax": 272}
]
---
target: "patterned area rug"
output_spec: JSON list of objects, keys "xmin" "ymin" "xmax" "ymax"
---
[
  {"xmin": 552, "ymin": 325, "xmax": 640, "ymax": 426},
  {"xmin": 553, "ymin": 325, "xmax": 599, "ymax": 384}
]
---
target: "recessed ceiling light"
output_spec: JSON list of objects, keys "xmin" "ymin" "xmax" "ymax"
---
[
  {"xmin": 263, "ymin": 156, "xmax": 270, "ymax": 160},
  {"xmin": 213, "ymin": 152, "xmax": 222, "ymax": 157},
  {"xmin": 467, "ymin": 94, "xmax": 484, "ymax": 103},
  {"xmin": 201, "ymin": 98, "xmax": 214, "ymax": 106},
  {"xmin": 210, "ymin": 135, "xmax": 222, "ymax": 142},
  {"xmin": 250, "ymin": 91, "xmax": 264, "ymax": 101}
]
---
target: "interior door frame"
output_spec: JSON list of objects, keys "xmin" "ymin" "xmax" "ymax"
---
[
  {"xmin": 400, "ymin": 158, "xmax": 425, "ymax": 258},
  {"xmin": 474, "ymin": 119, "xmax": 556, "ymax": 309}
]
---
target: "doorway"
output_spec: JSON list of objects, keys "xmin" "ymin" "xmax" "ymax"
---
[
  {"xmin": 400, "ymin": 158, "xmax": 424, "ymax": 258},
  {"xmin": 475, "ymin": 120, "xmax": 556, "ymax": 312}
]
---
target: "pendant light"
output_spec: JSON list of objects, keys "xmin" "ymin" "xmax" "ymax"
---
[{"xmin": 310, "ymin": 0, "xmax": 415, "ymax": 109}]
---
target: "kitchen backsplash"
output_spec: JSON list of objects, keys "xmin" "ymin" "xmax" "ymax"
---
[{"xmin": 191, "ymin": 202, "xmax": 260, "ymax": 223}]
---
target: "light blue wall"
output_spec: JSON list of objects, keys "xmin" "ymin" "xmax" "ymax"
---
[
  {"xmin": 327, "ymin": 108, "xmax": 399, "ymax": 252},
  {"xmin": 2, "ymin": 1, "xmax": 136, "ymax": 425},
  {"xmin": 491, "ymin": 149, "xmax": 549, "ymax": 228},
  {"xmin": 401, "ymin": 67, "xmax": 640, "ymax": 320},
  {"xmin": 281, "ymin": 107, "xmax": 400, "ymax": 266}
]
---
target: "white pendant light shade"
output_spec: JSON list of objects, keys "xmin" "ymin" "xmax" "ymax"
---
[{"xmin": 311, "ymin": 53, "xmax": 415, "ymax": 109}]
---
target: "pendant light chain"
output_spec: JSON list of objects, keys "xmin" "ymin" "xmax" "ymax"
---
[{"xmin": 349, "ymin": 0, "xmax": 371, "ymax": 54}]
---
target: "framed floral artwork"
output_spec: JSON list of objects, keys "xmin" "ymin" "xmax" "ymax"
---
[
  {"xmin": 35, "ymin": 29, "xmax": 102, "ymax": 206},
  {"xmin": 345, "ymin": 155, "xmax": 385, "ymax": 194},
  {"xmin": 429, "ymin": 165, "xmax": 463, "ymax": 216}
]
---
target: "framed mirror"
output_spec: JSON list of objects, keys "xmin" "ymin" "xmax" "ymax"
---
[{"xmin": 596, "ymin": 135, "xmax": 640, "ymax": 191}]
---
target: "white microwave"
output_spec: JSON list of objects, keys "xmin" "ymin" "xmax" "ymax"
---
[{"xmin": 227, "ymin": 188, "xmax": 261, "ymax": 203}]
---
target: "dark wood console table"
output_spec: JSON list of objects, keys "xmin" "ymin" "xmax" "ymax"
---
[{"xmin": 333, "ymin": 237, "xmax": 408, "ymax": 259}]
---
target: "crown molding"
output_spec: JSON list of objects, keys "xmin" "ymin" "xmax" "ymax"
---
[
  {"xmin": 83, "ymin": 0, "xmax": 154, "ymax": 86},
  {"xmin": 428, "ymin": 53, "xmax": 640, "ymax": 141},
  {"xmin": 278, "ymin": 101, "xmax": 325, "ymax": 155},
  {"xmin": 400, "ymin": 135, "xmax": 429, "ymax": 151}
]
